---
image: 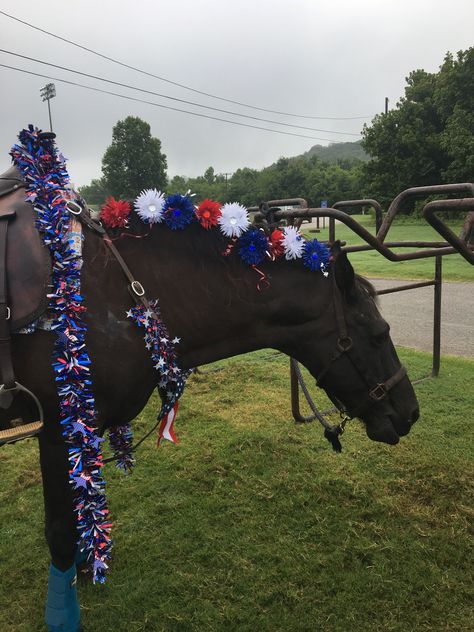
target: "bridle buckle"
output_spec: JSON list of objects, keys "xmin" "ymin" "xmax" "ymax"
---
[
  {"xmin": 369, "ymin": 383, "xmax": 387, "ymax": 401},
  {"xmin": 337, "ymin": 336, "xmax": 353, "ymax": 352},
  {"xmin": 67, "ymin": 200, "xmax": 83, "ymax": 216},
  {"xmin": 131, "ymin": 280, "xmax": 145, "ymax": 297}
]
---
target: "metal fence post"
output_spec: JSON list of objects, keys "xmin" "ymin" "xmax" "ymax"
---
[{"xmin": 432, "ymin": 255, "xmax": 442, "ymax": 377}]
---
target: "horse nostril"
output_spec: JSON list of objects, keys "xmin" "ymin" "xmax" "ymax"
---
[{"xmin": 411, "ymin": 407, "xmax": 420, "ymax": 423}]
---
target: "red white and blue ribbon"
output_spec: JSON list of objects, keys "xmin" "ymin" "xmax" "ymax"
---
[{"xmin": 157, "ymin": 402, "xmax": 179, "ymax": 446}]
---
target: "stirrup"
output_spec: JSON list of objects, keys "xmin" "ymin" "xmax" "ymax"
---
[{"xmin": 0, "ymin": 382, "xmax": 44, "ymax": 444}]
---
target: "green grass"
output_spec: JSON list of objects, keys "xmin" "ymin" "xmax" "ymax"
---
[
  {"xmin": 0, "ymin": 349, "xmax": 473, "ymax": 631},
  {"xmin": 304, "ymin": 215, "xmax": 474, "ymax": 282}
]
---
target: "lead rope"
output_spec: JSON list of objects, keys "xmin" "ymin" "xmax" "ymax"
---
[{"xmin": 291, "ymin": 358, "xmax": 349, "ymax": 452}]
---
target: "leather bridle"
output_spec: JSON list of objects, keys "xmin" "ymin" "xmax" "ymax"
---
[{"xmin": 315, "ymin": 271, "xmax": 407, "ymax": 422}]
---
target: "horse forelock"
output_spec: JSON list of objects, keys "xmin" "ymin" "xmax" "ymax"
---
[{"xmin": 354, "ymin": 274, "xmax": 379, "ymax": 305}]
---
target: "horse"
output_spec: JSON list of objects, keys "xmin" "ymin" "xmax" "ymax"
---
[{"xmin": 0, "ymin": 154, "xmax": 419, "ymax": 631}]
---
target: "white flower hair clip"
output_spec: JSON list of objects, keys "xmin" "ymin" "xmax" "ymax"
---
[
  {"xmin": 282, "ymin": 226, "xmax": 305, "ymax": 260},
  {"xmin": 218, "ymin": 202, "xmax": 250, "ymax": 238},
  {"xmin": 134, "ymin": 189, "xmax": 165, "ymax": 224}
]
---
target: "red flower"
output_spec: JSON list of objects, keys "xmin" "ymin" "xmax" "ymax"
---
[
  {"xmin": 100, "ymin": 197, "xmax": 131, "ymax": 228},
  {"xmin": 269, "ymin": 228, "xmax": 285, "ymax": 259},
  {"xmin": 195, "ymin": 199, "xmax": 222, "ymax": 229}
]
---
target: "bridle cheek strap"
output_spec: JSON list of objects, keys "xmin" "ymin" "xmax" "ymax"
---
[{"xmin": 316, "ymin": 273, "xmax": 408, "ymax": 420}]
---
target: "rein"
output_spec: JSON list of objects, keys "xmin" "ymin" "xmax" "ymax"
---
[
  {"xmin": 66, "ymin": 199, "xmax": 169, "ymax": 465},
  {"xmin": 67, "ymin": 200, "xmax": 152, "ymax": 311}
]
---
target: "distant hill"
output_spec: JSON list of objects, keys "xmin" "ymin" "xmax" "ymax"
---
[{"xmin": 303, "ymin": 140, "xmax": 369, "ymax": 162}]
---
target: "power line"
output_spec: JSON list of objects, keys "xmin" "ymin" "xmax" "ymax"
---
[
  {"xmin": 0, "ymin": 63, "xmax": 350, "ymax": 143},
  {"xmin": 0, "ymin": 9, "xmax": 372, "ymax": 122},
  {"xmin": 0, "ymin": 49, "xmax": 361, "ymax": 138}
]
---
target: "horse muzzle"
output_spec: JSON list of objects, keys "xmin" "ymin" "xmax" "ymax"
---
[{"xmin": 362, "ymin": 399, "xmax": 419, "ymax": 445}]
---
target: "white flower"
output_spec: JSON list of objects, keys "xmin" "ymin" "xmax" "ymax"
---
[
  {"xmin": 134, "ymin": 189, "xmax": 165, "ymax": 223},
  {"xmin": 282, "ymin": 226, "xmax": 304, "ymax": 260},
  {"xmin": 218, "ymin": 202, "xmax": 250, "ymax": 238}
]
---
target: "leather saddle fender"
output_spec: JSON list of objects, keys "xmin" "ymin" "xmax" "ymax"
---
[{"xmin": 0, "ymin": 166, "xmax": 52, "ymax": 330}]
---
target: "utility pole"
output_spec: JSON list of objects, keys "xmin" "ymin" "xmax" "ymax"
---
[
  {"xmin": 384, "ymin": 97, "xmax": 389, "ymax": 114},
  {"xmin": 40, "ymin": 83, "xmax": 56, "ymax": 132}
]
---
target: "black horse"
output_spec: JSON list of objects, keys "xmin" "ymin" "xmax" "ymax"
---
[{"xmin": 1, "ymin": 184, "xmax": 419, "ymax": 630}]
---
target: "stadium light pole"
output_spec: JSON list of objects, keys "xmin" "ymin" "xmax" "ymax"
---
[{"xmin": 40, "ymin": 83, "xmax": 56, "ymax": 132}]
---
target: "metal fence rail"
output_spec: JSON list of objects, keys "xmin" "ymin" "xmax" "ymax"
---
[{"xmin": 251, "ymin": 183, "xmax": 473, "ymax": 424}]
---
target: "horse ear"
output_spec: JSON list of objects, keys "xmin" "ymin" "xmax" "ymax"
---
[{"xmin": 333, "ymin": 242, "xmax": 355, "ymax": 293}]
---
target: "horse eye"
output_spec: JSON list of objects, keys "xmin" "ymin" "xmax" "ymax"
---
[{"xmin": 372, "ymin": 323, "xmax": 390, "ymax": 344}]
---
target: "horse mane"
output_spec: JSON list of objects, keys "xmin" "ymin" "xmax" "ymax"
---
[
  {"xmin": 355, "ymin": 274, "xmax": 379, "ymax": 305},
  {"xmin": 105, "ymin": 208, "xmax": 151, "ymax": 237}
]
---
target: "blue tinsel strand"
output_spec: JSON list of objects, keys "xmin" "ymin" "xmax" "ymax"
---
[
  {"xmin": 109, "ymin": 424, "xmax": 135, "ymax": 474},
  {"xmin": 162, "ymin": 194, "xmax": 195, "ymax": 230},
  {"xmin": 126, "ymin": 301, "xmax": 191, "ymax": 423},
  {"xmin": 302, "ymin": 239, "xmax": 331, "ymax": 273},
  {"xmin": 10, "ymin": 126, "xmax": 112, "ymax": 584},
  {"xmin": 237, "ymin": 228, "xmax": 269, "ymax": 265}
]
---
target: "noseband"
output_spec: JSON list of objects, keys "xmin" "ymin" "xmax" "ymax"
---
[{"xmin": 316, "ymin": 272, "xmax": 407, "ymax": 421}]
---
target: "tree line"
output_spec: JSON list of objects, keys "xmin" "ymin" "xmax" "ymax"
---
[{"xmin": 79, "ymin": 47, "xmax": 473, "ymax": 213}]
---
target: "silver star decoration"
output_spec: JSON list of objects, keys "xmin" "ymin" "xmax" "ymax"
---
[
  {"xmin": 126, "ymin": 309, "xmax": 134, "ymax": 318},
  {"xmin": 172, "ymin": 337, "xmax": 181, "ymax": 344}
]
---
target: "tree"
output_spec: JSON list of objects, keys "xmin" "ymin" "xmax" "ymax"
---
[
  {"xmin": 102, "ymin": 116, "xmax": 167, "ymax": 198},
  {"xmin": 436, "ymin": 49, "xmax": 474, "ymax": 182},
  {"xmin": 203, "ymin": 166, "xmax": 215, "ymax": 185},
  {"xmin": 77, "ymin": 178, "xmax": 110, "ymax": 206},
  {"xmin": 362, "ymin": 47, "xmax": 474, "ymax": 207}
]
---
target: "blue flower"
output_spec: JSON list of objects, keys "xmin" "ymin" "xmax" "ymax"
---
[
  {"xmin": 302, "ymin": 239, "xmax": 331, "ymax": 272},
  {"xmin": 238, "ymin": 229, "xmax": 269, "ymax": 265},
  {"xmin": 162, "ymin": 194, "xmax": 196, "ymax": 230}
]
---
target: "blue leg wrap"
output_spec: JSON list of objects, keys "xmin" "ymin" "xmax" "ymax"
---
[{"xmin": 45, "ymin": 564, "xmax": 81, "ymax": 632}]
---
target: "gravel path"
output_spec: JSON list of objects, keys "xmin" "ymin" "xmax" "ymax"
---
[{"xmin": 371, "ymin": 278, "xmax": 474, "ymax": 359}]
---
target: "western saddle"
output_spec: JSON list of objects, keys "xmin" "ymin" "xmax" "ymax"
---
[{"xmin": 0, "ymin": 165, "xmax": 50, "ymax": 443}]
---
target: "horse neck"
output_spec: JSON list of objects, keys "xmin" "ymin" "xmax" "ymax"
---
[{"xmin": 100, "ymin": 224, "xmax": 333, "ymax": 369}]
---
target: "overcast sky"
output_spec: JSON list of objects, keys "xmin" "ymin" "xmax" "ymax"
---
[{"xmin": 1, "ymin": 0, "xmax": 473, "ymax": 187}]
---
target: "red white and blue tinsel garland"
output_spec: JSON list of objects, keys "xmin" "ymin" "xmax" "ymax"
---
[
  {"xmin": 10, "ymin": 126, "xmax": 111, "ymax": 584},
  {"xmin": 126, "ymin": 301, "xmax": 192, "ymax": 444}
]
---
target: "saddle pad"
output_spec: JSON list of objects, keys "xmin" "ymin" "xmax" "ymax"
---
[{"xmin": 0, "ymin": 186, "xmax": 52, "ymax": 330}]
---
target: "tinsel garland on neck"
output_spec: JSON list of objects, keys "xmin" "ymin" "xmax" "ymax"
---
[
  {"xmin": 10, "ymin": 126, "xmax": 111, "ymax": 584},
  {"xmin": 125, "ymin": 301, "xmax": 191, "ymax": 445}
]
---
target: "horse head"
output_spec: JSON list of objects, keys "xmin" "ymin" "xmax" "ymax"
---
[{"xmin": 298, "ymin": 242, "xmax": 419, "ymax": 445}]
